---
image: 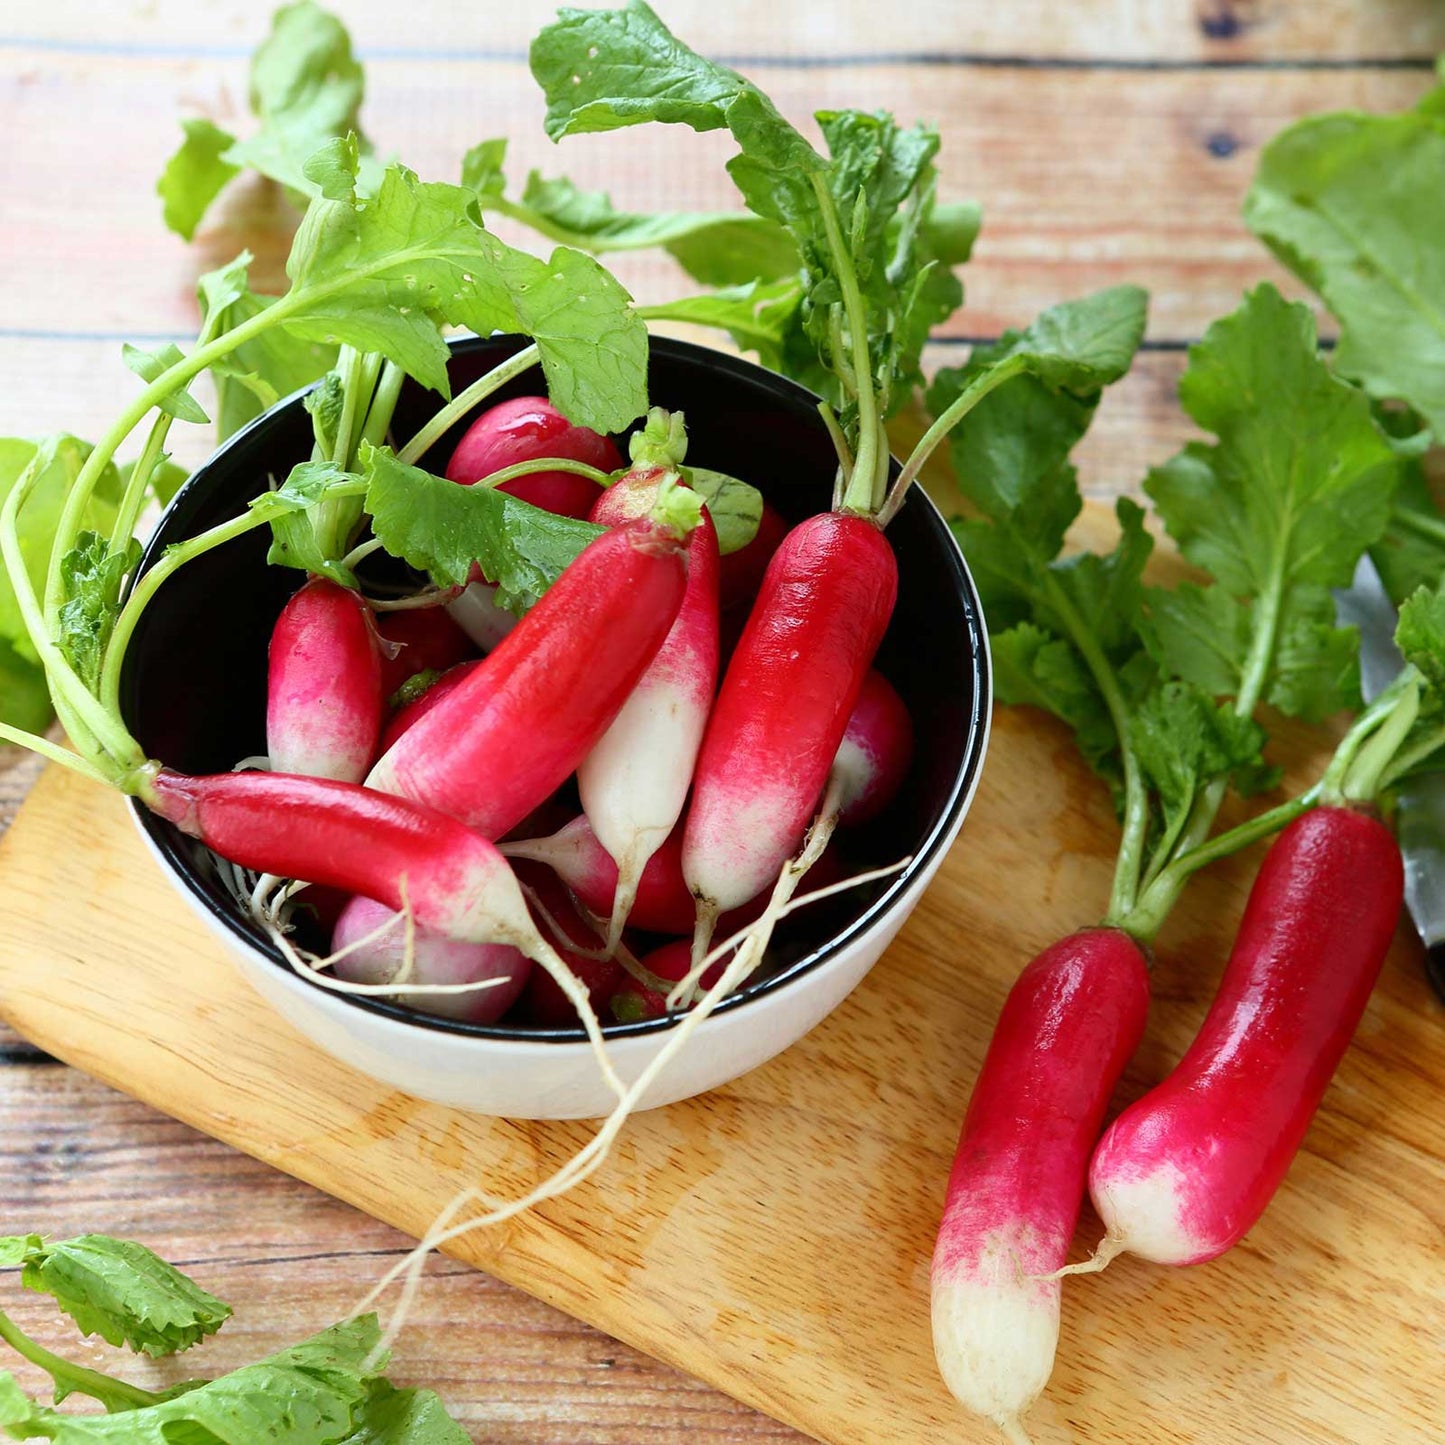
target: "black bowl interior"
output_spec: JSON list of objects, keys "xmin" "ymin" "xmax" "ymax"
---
[{"xmin": 121, "ymin": 334, "xmax": 989, "ymax": 1041}]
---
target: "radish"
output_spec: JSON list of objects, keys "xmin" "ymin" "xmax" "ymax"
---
[
  {"xmin": 265, "ymin": 577, "xmax": 383, "ymax": 783},
  {"xmin": 445, "ymin": 394, "xmax": 622, "ymax": 519},
  {"xmin": 330, "ymin": 894, "xmax": 531, "ymax": 1024},
  {"xmin": 580, "ymin": 458, "xmax": 720, "ymax": 951},
  {"xmin": 367, "ymin": 507, "xmax": 697, "ymax": 838},
  {"xmin": 931, "ymin": 929, "xmax": 1150, "ymax": 1441},
  {"xmin": 1083, "ymin": 807, "xmax": 1403, "ymax": 1269},
  {"xmin": 718, "ymin": 499, "xmax": 789, "ymax": 611},
  {"xmin": 378, "ymin": 659, "xmax": 482, "ymax": 754},
  {"xmin": 142, "ymin": 767, "xmax": 621, "ymax": 1086},
  {"xmin": 442, "ymin": 395, "xmax": 623, "ymax": 651},
  {"xmin": 834, "ymin": 669, "xmax": 914, "ymax": 827},
  {"xmin": 376, "ymin": 606, "xmax": 476, "ymax": 698},
  {"xmin": 682, "ymin": 512, "xmax": 897, "ymax": 960}
]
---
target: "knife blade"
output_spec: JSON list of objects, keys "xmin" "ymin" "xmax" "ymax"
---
[{"xmin": 1335, "ymin": 554, "xmax": 1445, "ymax": 999}]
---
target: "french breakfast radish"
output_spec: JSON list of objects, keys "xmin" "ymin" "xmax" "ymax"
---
[
  {"xmin": 580, "ymin": 469, "xmax": 720, "ymax": 951},
  {"xmin": 266, "ymin": 577, "xmax": 383, "ymax": 782},
  {"xmin": 143, "ymin": 767, "xmax": 620, "ymax": 1082},
  {"xmin": 610, "ymin": 938, "xmax": 727, "ymax": 1023},
  {"xmin": 445, "ymin": 394, "xmax": 622, "ymax": 518},
  {"xmin": 368, "ymin": 511, "xmax": 694, "ymax": 839},
  {"xmin": 682, "ymin": 512, "xmax": 897, "ymax": 955},
  {"xmin": 931, "ymin": 930, "xmax": 1150, "ymax": 1441},
  {"xmin": 1084, "ymin": 807, "xmax": 1403, "ymax": 1269},
  {"xmin": 834, "ymin": 668, "xmax": 914, "ymax": 827},
  {"xmin": 330, "ymin": 894, "xmax": 531, "ymax": 1024},
  {"xmin": 718, "ymin": 498, "xmax": 789, "ymax": 611}
]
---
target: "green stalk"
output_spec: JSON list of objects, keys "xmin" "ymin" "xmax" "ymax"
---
[
  {"xmin": 444, "ymin": 456, "xmax": 613, "ymax": 491},
  {"xmin": 108, "ymin": 412, "xmax": 174, "ymax": 557},
  {"xmin": 99, "ymin": 509, "xmax": 273, "ymax": 718},
  {"xmin": 360, "ymin": 360, "xmax": 406, "ymax": 450},
  {"xmin": 0, "ymin": 1306, "xmax": 162, "ymax": 1413},
  {"xmin": 811, "ymin": 174, "xmax": 883, "ymax": 516},
  {"xmin": 0, "ymin": 723, "xmax": 115, "ymax": 785},
  {"xmin": 1038, "ymin": 570, "xmax": 1150, "ymax": 922},
  {"xmin": 1377, "ymin": 722, "xmax": 1445, "ymax": 792},
  {"xmin": 329, "ymin": 346, "xmax": 367, "ymax": 468},
  {"xmin": 396, "ymin": 345, "xmax": 542, "ymax": 467},
  {"xmin": 1390, "ymin": 504, "xmax": 1445, "ymax": 548},
  {"xmin": 880, "ymin": 354, "xmax": 1028, "ymax": 526},
  {"xmin": 0, "ymin": 462, "xmax": 140, "ymax": 773},
  {"xmin": 1126, "ymin": 786, "xmax": 1323, "ymax": 943},
  {"xmin": 1338, "ymin": 680, "xmax": 1420, "ymax": 803},
  {"xmin": 635, "ymin": 302, "xmax": 784, "ymax": 354}
]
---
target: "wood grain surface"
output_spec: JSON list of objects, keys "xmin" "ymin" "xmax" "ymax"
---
[{"xmin": 3, "ymin": 2, "xmax": 1444, "ymax": 1441}]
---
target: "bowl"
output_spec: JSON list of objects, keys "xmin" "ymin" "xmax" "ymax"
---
[{"xmin": 120, "ymin": 334, "xmax": 991, "ymax": 1119}]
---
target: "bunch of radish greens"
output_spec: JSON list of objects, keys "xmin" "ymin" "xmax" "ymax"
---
[
  {"xmin": 0, "ymin": 1231, "xmax": 470, "ymax": 1442},
  {"xmin": 927, "ymin": 63, "xmax": 1445, "ymax": 1445}
]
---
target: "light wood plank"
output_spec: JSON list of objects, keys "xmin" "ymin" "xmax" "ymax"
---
[
  {"xmin": 5, "ymin": 0, "xmax": 1443, "ymax": 62},
  {"xmin": 1, "ymin": 55, "xmax": 1437, "ymax": 349}
]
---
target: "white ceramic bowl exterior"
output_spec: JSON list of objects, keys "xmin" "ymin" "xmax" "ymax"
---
[{"xmin": 134, "ymin": 766, "xmax": 983, "ymax": 1118}]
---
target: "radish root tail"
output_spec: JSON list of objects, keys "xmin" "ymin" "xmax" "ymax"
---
[
  {"xmin": 998, "ymin": 1414, "xmax": 1036, "ymax": 1445},
  {"xmin": 1035, "ymin": 1235, "xmax": 1125, "ymax": 1279}
]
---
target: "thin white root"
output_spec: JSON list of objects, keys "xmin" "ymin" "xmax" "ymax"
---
[
  {"xmin": 518, "ymin": 932, "xmax": 626, "ymax": 1101},
  {"xmin": 604, "ymin": 858, "xmax": 642, "ymax": 960},
  {"xmin": 688, "ymin": 897, "xmax": 720, "ymax": 982},
  {"xmin": 356, "ymin": 924, "xmax": 784, "ymax": 1356},
  {"xmin": 365, "ymin": 586, "xmax": 463, "ymax": 611},
  {"xmin": 998, "ymin": 1414, "xmax": 1036, "ymax": 1445},
  {"xmin": 1034, "ymin": 1236, "xmax": 1125, "ymax": 1280},
  {"xmin": 667, "ymin": 773, "xmax": 847, "ymax": 1012}
]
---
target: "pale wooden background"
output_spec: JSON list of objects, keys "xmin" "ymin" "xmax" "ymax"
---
[{"xmin": 2, "ymin": 1, "xmax": 1443, "ymax": 1438}]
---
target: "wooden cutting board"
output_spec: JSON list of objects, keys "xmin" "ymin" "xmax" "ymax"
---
[{"xmin": 1, "ymin": 503, "xmax": 1442, "ymax": 1445}]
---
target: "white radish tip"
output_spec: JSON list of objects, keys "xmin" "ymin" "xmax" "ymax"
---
[
  {"xmin": 930, "ymin": 1270, "xmax": 1057, "ymax": 1431},
  {"xmin": 1091, "ymin": 1164, "xmax": 1201, "ymax": 1266}
]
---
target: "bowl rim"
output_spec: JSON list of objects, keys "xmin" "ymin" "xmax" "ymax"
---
[{"xmin": 126, "ymin": 332, "xmax": 991, "ymax": 1046}]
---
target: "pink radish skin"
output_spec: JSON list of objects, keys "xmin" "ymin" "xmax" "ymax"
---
[
  {"xmin": 580, "ymin": 475, "xmax": 720, "ymax": 947},
  {"xmin": 931, "ymin": 929, "xmax": 1149, "ymax": 1436},
  {"xmin": 379, "ymin": 660, "xmax": 482, "ymax": 755},
  {"xmin": 330, "ymin": 895, "xmax": 531, "ymax": 1024},
  {"xmin": 684, "ymin": 512, "xmax": 897, "ymax": 919},
  {"xmin": 367, "ymin": 518, "xmax": 689, "ymax": 839},
  {"xmin": 445, "ymin": 394, "xmax": 622, "ymax": 519},
  {"xmin": 376, "ymin": 606, "xmax": 476, "ymax": 698},
  {"xmin": 834, "ymin": 669, "xmax": 914, "ymax": 827},
  {"xmin": 148, "ymin": 769, "xmax": 541, "ymax": 947},
  {"xmin": 1086, "ymin": 807, "xmax": 1403, "ymax": 1268},
  {"xmin": 266, "ymin": 578, "xmax": 383, "ymax": 783},
  {"xmin": 719, "ymin": 499, "xmax": 789, "ymax": 611}
]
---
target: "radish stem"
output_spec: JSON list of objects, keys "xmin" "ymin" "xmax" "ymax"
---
[{"xmin": 396, "ymin": 344, "xmax": 543, "ymax": 466}]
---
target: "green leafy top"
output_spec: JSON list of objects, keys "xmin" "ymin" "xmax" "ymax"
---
[
  {"xmin": 942, "ymin": 283, "xmax": 1403, "ymax": 939},
  {"xmin": 1244, "ymin": 95, "xmax": 1445, "ymax": 440},
  {"xmin": 530, "ymin": 1, "xmax": 971, "ymax": 511},
  {"xmin": 0, "ymin": 1234, "xmax": 467, "ymax": 1443},
  {"xmin": 1143, "ymin": 283, "xmax": 1398, "ymax": 723},
  {"xmin": 18, "ymin": 1235, "xmax": 230, "ymax": 1359},
  {"xmin": 158, "ymin": 0, "xmax": 378, "ymax": 240}
]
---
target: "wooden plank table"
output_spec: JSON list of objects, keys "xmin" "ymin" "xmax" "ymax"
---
[{"xmin": 2, "ymin": 2, "xmax": 1442, "ymax": 1438}]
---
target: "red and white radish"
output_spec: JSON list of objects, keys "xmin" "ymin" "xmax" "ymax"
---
[
  {"xmin": 833, "ymin": 668, "xmax": 914, "ymax": 827},
  {"xmin": 445, "ymin": 393, "xmax": 622, "ymax": 518},
  {"xmin": 580, "ymin": 471, "xmax": 720, "ymax": 950},
  {"xmin": 367, "ymin": 514, "xmax": 693, "ymax": 839},
  {"xmin": 330, "ymin": 894, "xmax": 531, "ymax": 1024},
  {"xmin": 266, "ymin": 578, "xmax": 383, "ymax": 782},
  {"xmin": 1084, "ymin": 807, "xmax": 1403, "ymax": 1269},
  {"xmin": 142, "ymin": 767, "xmax": 621, "ymax": 1087},
  {"xmin": 931, "ymin": 929, "xmax": 1150, "ymax": 1441},
  {"xmin": 511, "ymin": 864, "xmax": 626, "ymax": 1028},
  {"xmin": 682, "ymin": 512, "xmax": 897, "ymax": 958},
  {"xmin": 609, "ymin": 938, "xmax": 727, "ymax": 1023},
  {"xmin": 443, "ymin": 394, "xmax": 623, "ymax": 650}
]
